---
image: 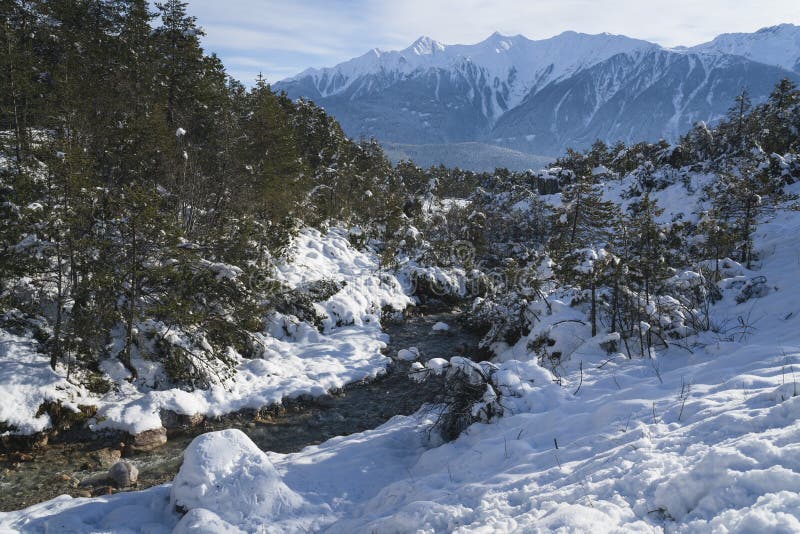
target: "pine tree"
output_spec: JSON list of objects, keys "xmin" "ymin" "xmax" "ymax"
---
[
  {"xmin": 0, "ymin": 0, "xmax": 440, "ymax": 390},
  {"xmin": 154, "ymin": 0, "xmax": 205, "ymax": 126},
  {"xmin": 696, "ymin": 208, "xmax": 737, "ymax": 278},
  {"xmin": 727, "ymin": 89, "xmax": 753, "ymax": 152},
  {"xmin": 113, "ymin": 182, "xmax": 174, "ymax": 378},
  {"xmin": 236, "ymin": 81, "xmax": 306, "ymax": 254},
  {"xmin": 710, "ymin": 165, "xmax": 771, "ymax": 269},
  {"xmin": 684, "ymin": 121, "xmax": 715, "ymax": 163},
  {"xmin": 550, "ymin": 175, "xmax": 616, "ymax": 256},
  {"xmin": 1, "ymin": 0, "xmax": 39, "ymax": 178},
  {"xmin": 626, "ymin": 193, "xmax": 669, "ymax": 357},
  {"xmin": 550, "ymin": 175, "xmax": 616, "ymax": 336},
  {"xmin": 761, "ymin": 78, "xmax": 799, "ymax": 154}
]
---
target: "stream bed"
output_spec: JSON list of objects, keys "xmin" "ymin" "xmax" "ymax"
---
[{"xmin": 0, "ymin": 307, "xmax": 478, "ymax": 512}]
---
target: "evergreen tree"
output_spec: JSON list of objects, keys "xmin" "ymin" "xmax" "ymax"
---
[
  {"xmin": 237, "ymin": 79, "xmax": 306, "ymax": 254},
  {"xmin": 727, "ymin": 89, "xmax": 753, "ymax": 151},
  {"xmin": 1, "ymin": 0, "xmax": 39, "ymax": 177},
  {"xmin": 154, "ymin": 0, "xmax": 205, "ymax": 126},
  {"xmin": 550, "ymin": 175, "xmax": 616, "ymax": 256},
  {"xmin": 710, "ymin": 164, "xmax": 771, "ymax": 269},
  {"xmin": 761, "ymin": 78, "xmax": 799, "ymax": 154},
  {"xmin": 550, "ymin": 175, "xmax": 616, "ymax": 336},
  {"xmin": 695, "ymin": 208, "xmax": 737, "ymax": 278},
  {"xmin": 625, "ymin": 193, "xmax": 669, "ymax": 356}
]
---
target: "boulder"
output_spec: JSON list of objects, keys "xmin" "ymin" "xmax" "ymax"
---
[
  {"xmin": 90, "ymin": 447, "xmax": 121, "ymax": 468},
  {"xmin": 108, "ymin": 461, "xmax": 138, "ymax": 487},
  {"xmin": 396, "ymin": 346, "xmax": 421, "ymax": 361},
  {"xmin": 160, "ymin": 409, "xmax": 205, "ymax": 430},
  {"xmin": 432, "ymin": 321, "xmax": 450, "ymax": 333},
  {"xmin": 126, "ymin": 427, "xmax": 167, "ymax": 453}
]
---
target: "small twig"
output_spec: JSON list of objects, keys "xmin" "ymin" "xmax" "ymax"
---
[
  {"xmin": 612, "ymin": 372, "xmax": 621, "ymax": 390},
  {"xmin": 597, "ymin": 354, "xmax": 619, "ymax": 369},
  {"xmin": 573, "ymin": 361, "xmax": 584, "ymax": 396},
  {"xmin": 552, "ymin": 319, "xmax": 586, "ymax": 326},
  {"xmin": 678, "ymin": 396, "xmax": 689, "ymax": 421},
  {"xmin": 652, "ymin": 360, "xmax": 663, "ymax": 384},
  {"xmin": 678, "ymin": 377, "xmax": 692, "ymax": 421}
]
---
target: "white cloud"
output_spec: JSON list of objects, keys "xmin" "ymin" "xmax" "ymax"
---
[{"xmin": 201, "ymin": 24, "xmax": 343, "ymax": 57}]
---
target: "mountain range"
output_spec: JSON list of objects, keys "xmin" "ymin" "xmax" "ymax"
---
[{"xmin": 274, "ymin": 24, "xmax": 800, "ymax": 170}]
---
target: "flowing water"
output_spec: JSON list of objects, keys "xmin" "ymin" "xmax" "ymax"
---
[{"xmin": 0, "ymin": 307, "xmax": 478, "ymax": 512}]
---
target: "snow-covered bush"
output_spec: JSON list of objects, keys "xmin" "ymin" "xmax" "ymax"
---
[
  {"xmin": 462, "ymin": 295, "xmax": 530, "ymax": 352},
  {"xmin": 267, "ymin": 279, "xmax": 344, "ymax": 330},
  {"xmin": 403, "ymin": 264, "xmax": 469, "ymax": 302},
  {"xmin": 421, "ymin": 356, "xmax": 503, "ymax": 442}
]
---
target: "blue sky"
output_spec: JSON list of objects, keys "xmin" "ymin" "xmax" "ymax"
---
[{"xmin": 184, "ymin": 0, "xmax": 800, "ymax": 85}]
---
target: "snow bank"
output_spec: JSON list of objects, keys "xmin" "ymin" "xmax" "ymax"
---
[
  {"xmin": 93, "ymin": 228, "xmax": 410, "ymax": 434},
  {"xmin": 0, "ymin": 486, "xmax": 176, "ymax": 532},
  {"xmin": 171, "ymin": 429, "xmax": 330, "ymax": 532},
  {"xmin": 172, "ymin": 508, "xmax": 243, "ymax": 534},
  {"xmin": 94, "ymin": 321, "xmax": 394, "ymax": 434},
  {"xmin": 0, "ymin": 330, "xmax": 86, "ymax": 435},
  {"xmin": 277, "ymin": 228, "xmax": 411, "ymax": 330},
  {"xmin": 1, "ymin": 227, "xmax": 411, "ymax": 436},
  {"xmin": 4, "ymin": 337, "xmax": 799, "ymax": 531}
]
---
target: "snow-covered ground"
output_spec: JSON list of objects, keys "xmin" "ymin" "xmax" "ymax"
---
[
  {"xmin": 0, "ymin": 330, "xmax": 85, "ymax": 436},
  {"xmin": 0, "ymin": 228, "xmax": 411, "ymax": 436},
  {"xmin": 3, "ymin": 190, "xmax": 800, "ymax": 532}
]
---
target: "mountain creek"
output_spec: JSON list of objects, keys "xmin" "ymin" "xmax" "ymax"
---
[{"xmin": 0, "ymin": 305, "xmax": 480, "ymax": 512}]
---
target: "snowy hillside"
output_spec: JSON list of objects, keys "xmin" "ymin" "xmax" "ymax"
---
[
  {"xmin": 275, "ymin": 25, "xmax": 800, "ymax": 160},
  {"xmin": 4, "ymin": 171, "xmax": 799, "ymax": 532},
  {"xmin": 690, "ymin": 23, "xmax": 800, "ymax": 72}
]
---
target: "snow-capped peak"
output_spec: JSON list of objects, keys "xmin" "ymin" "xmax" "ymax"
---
[
  {"xmin": 407, "ymin": 36, "xmax": 445, "ymax": 56},
  {"xmin": 279, "ymin": 30, "xmax": 655, "ymax": 107},
  {"xmin": 276, "ymin": 24, "xmax": 799, "ymax": 138},
  {"xmin": 475, "ymin": 31, "xmax": 527, "ymax": 53},
  {"xmin": 690, "ymin": 23, "xmax": 800, "ymax": 72}
]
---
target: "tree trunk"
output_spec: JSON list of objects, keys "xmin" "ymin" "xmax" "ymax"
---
[
  {"xmin": 743, "ymin": 197, "xmax": 753, "ymax": 269},
  {"xmin": 590, "ymin": 280, "xmax": 597, "ymax": 337},
  {"xmin": 51, "ymin": 242, "xmax": 64, "ymax": 371},
  {"xmin": 569, "ymin": 194, "xmax": 580, "ymax": 245},
  {"xmin": 6, "ymin": 31, "xmax": 24, "ymax": 179},
  {"xmin": 122, "ymin": 215, "xmax": 139, "ymax": 379}
]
